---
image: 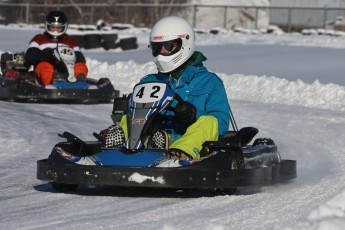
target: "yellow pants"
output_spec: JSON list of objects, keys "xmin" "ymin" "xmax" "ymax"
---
[{"xmin": 120, "ymin": 115, "xmax": 219, "ymax": 159}]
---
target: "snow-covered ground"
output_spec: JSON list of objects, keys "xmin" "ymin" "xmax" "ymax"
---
[{"xmin": 1, "ymin": 25, "xmax": 345, "ymax": 230}]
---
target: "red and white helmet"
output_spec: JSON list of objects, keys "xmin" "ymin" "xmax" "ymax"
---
[{"xmin": 149, "ymin": 16, "xmax": 195, "ymax": 73}]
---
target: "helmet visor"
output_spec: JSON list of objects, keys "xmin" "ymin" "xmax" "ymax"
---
[
  {"xmin": 150, "ymin": 38, "xmax": 182, "ymax": 57},
  {"xmin": 47, "ymin": 24, "xmax": 65, "ymax": 33}
]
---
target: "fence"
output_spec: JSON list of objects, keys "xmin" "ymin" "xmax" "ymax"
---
[{"xmin": 1, "ymin": 2, "xmax": 345, "ymax": 32}]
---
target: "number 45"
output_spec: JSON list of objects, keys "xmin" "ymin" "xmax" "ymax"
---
[{"xmin": 60, "ymin": 48, "xmax": 73, "ymax": 55}]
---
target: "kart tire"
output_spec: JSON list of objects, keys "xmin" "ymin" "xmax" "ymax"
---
[
  {"xmin": 84, "ymin": 34, "xmax": 102, "ymax": 49},
  {"xmin": 212, "ymin": 150, "xmax": 245, "ymax": 196},
  {"xmin": 101, "ymin": 33, "xmax": 119, "ymax": 50},
  {"xmin": 119, "ymin": 37, "xmax": 138, "ymax": 50},
  {"xmin": 70, "ymin": 34, "xmax": 85, "ymax": 48},
  {"xmin": 102, "ymin": 41, "xmax": 120, "ymax": 50},
  {"xmin": 51, "ymin": 182, "xmax": 78, "ymax": 193},
  {"xmin": 84, "ymin": 34, "xmax": 102, "ymax": 43},
  {"xmin": 253, "ymin": 138, "xmax": 275, "ymax": 146},
  {"xmin": 84, "ymin": 41, "xmax": 102, "ymax": 49},
  {"xmin": 102, "ymin": 33, "xmax": 118, "ymax": 42}
]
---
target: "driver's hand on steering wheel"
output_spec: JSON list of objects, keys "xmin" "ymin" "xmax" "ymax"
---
[{"xmin": 175, "ymin": 101, "xmax": 196, "ymax": 126}]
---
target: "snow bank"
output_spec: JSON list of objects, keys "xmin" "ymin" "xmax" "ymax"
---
[
  {"xmin": 87, "ymin": 59, "xmax": 345, "ymax": 112},
  {"xmin": 220, "ymin": 74, "xmax": 345, "ymax": 111}
]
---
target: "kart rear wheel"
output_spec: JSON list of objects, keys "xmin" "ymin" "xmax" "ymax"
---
[
  {"xmin": 253, "ymin": 138, "xmax": 275, "ymax": 146},
  {"xmin": 212, "ymin": 150, "xmax": 245, "ymax": 195},
  {"xmin": 50, "ymin": 182, "xmax": 78, "ymax": 193}
]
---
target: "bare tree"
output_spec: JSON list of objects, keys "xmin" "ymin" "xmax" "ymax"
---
[{"xmin": 1, "ymin": 0, "xmax": 189, "ymax": 26}]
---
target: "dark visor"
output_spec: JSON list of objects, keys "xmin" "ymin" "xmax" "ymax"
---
[
  {"xmin": 150, "ymin": 38, "xmax": 182, "ymax": 57},
  {"xmin": 47, "ymin": 24, "xmax": 65, "ymax": 30}
]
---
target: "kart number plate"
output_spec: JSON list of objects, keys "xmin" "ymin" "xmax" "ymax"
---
[
  {"xmin": 56, "ymin": 46, "xmax": 76, "ymax": 61},
  {"xmin": 133, "ymin": 83, "xmax": 167, "ymax": 103}
]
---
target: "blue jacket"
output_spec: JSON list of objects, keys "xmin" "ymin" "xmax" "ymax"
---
[{"xmin": 139, "ymin": 53, "xmax": 230, "ymax": 137}]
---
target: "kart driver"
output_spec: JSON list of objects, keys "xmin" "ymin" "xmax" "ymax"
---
[
  {"xmin": 101, "ymin": 16, "xmax": 231, "ymax": 160},
  {"xmin": 24, "ymin": 10, "xmax": 88, "ymax": 85}
]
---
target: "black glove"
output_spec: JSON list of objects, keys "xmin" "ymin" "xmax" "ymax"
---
[
  {"xmin": 40, "ymin": 48, "xmax": 58, "ymax": 65},
  {"xmin": 175, "ymin": 101, "xmax": 196, "ymax": 126}
]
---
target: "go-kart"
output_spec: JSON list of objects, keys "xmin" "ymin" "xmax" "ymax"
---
[
  {"xmin": 36, "ymin": 82, "xmax": 296, "ymax": 195},
  {"xmin": 0, "ymin": 50, "xmax": 119, "ymax": 103}
]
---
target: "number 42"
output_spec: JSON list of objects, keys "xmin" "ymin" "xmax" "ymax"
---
[{"xmin": 135, "ymin": 85, "xmax": 160, "ymax": 99}]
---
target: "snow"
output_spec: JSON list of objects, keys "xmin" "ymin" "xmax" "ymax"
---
[
  {"xmin": 1, "ymin": 24, "xmax": 345, "ymax": 230},
  {"xmin": 128, "ymin": 173, "xmax": 165, "ymax": 184}
]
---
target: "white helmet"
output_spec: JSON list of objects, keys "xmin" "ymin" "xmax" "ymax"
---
[{"xmin": 149, "ymin": 16, "xmax": 195, "ymax": 73}]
